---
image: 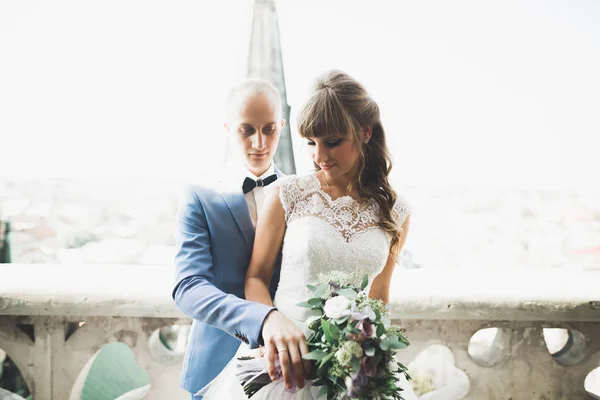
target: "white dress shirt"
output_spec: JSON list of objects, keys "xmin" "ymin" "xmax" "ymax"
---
[{"xmin": 241, "ymin": 164, "xmax": 276, "ymax": 229}]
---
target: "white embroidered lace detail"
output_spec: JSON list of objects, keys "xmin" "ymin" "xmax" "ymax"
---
[{"xmin": 273, "ymin": 174, "xmax": 411, "ymax": 298}]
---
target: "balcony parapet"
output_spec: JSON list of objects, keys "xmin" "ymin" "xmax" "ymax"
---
[{"xmin": 0, "ymin": 265, "xmax": 599, "ymax": 399}]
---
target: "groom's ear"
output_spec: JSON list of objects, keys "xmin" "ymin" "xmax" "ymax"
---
[{"xmin": 280, "ymin": 119, "xmax": 286, "ymax": 128}]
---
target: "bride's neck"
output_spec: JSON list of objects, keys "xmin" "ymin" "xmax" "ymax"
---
[{"xmin": 319, "ymin": 170, "xmax": 360, "ymax": 199}]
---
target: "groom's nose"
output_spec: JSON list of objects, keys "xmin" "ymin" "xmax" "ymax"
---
[{"xmin": 252, "ymin": 132, "xmax": 266, "ymax": 150}]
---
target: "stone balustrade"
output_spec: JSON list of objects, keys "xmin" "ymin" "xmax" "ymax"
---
[{"xmin": 0, "ymin": 264, "xmax": 599, "ymax": 400}]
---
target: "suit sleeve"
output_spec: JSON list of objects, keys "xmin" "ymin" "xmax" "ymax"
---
[{"xmin": 172, "ymin": 185, "xmax": 275, "ymax": 348}]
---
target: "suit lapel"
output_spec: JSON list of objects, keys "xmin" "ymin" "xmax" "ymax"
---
[
  {"xmin": 219, "ymin": 180, "xmax": 254, "ymax": 251},
  {"xmin": 219, "ymin": 165, "xmax": 285, "ymax": 251}
]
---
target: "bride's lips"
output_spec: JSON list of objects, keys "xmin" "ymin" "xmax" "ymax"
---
[{"xmin": 320, "ymin": 164, "xmax": 335, "ymax": 171}]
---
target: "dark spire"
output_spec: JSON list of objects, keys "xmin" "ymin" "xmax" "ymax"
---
[{"xmin": 247, "ymin": 0, "xmax": 296, "ymax": 174}]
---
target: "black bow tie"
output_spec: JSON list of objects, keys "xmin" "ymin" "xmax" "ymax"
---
[{"xmin": 242, "ymin": 174, "xmax": 278, "ymax": 194}]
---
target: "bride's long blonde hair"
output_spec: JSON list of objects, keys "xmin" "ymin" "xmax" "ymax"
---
[{"xmin": 296, "ymin": 70, "xmax": 403, "ymax": 254}]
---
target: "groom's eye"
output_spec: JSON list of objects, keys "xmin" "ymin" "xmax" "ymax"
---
[
  {"xmin": 262, "ymin": 124, "xmax": 277, "ymax": 134},
  {"xmin": 239, "ymin": 125, "xmax": 256, "ymax": 135}
]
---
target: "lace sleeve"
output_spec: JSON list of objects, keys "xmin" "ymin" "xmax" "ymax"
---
[
  {"xmin": 393, "ymin": 193, "xmax": 411, "ymax": 227},
  {"xmin": 276, "ymin": 175, "xmax": 299, "ymax": 222}
]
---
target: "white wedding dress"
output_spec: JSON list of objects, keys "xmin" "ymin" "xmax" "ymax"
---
[{"xmin": 202, "ymin": 174, "xmax": 418, "ymax": 400}]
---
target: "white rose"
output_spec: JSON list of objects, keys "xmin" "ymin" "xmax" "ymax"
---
[
  {"xmin": 323, "ymin": 296, "xmax": 351, "ymax": 319},
  {"xmin": 344, "ymin": 341, "xmax": 363, "ymax": 358},
  {"xmin": 335, "ymin": 347, "xmax": 353, "ymax": 366}
]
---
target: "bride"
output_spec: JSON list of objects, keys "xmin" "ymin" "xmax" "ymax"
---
[{"xmin": 202, "ymin": 70, "xmax": 418, "ymax": 400}]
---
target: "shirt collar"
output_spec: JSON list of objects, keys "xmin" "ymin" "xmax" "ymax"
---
[{"xmin": 244, "ymin": 163, "xmax": 276, "ymax": 181}]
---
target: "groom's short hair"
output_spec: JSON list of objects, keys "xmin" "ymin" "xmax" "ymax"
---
[{"xmin": 225, "ymin": 79, "xmax": 282, "ymax": 121}]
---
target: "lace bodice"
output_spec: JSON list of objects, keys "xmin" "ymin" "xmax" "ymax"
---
[{"xmin": 273, "ymin": 174, "xmax": 411, "ymax": 323}]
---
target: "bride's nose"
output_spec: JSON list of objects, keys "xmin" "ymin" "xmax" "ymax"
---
[{"xmin": 313, "ymin": 143, "xmax": 329, "ymax": 165}]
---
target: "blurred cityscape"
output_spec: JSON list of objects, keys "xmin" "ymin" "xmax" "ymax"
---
[{"xmin": 1, "ymin": 178, "xmax": 598, "ymax": 271}]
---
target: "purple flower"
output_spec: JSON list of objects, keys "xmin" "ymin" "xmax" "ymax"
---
[
  {"xmin": 345, "ymin": 372, "xmax": 368, "ymax": 397},
  {"xmin": 361, "ymin": 356, "xmax": 378, "ymax": 378},
  {"xmin": 362, "ymin": 305, "xmax": 376, "ymax": 321},
  {"xmin": 347, "ymin": 303, "xmax": 369, "ymax": 320},
  {"xmin": 359, "ymin": 320, "xmax": 374, "ymax": 337},
  {"xmin": 329, "ymin": 281, "xmax": 341, "ymax": 292}
]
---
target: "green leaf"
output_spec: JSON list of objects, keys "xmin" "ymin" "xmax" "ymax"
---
[
  {"xmin": 387, "ymin": 334, "xmax": 408, "ymax": 349},
  {"xmin": 317, "ymin": 385, "xmax": 328, "ymax": 399},
  {"xmin": 397, "ymin": 361, "xmax": 409, "ymax": 373},
  {"xmin": 319, "ymin": 351, "xmax": 335, "ymax": 367},
  {"xmin": 380, "ymin": 339, "xmax": 389, "ymax": 351},
  {"xmin": 361, "ymin": 274, "xmax": 369, "ymax": 290},
  {"xmin": 364, "ymin": 347, "xmax": 375, "ymax": 357},
  {"xmin": 347, "ymin": 326, "xmax": 361, "ymax": 334},
  {"xmin": 314, "ymin": 283, "xmax": 328, "ymax": 298},
  {"xmin": 303, "ymin": 350, "xmax": 327, "ymax": 361},
  {"xmin": 376, "ymin": 323, "xmax": 385, "ymax": 337},
  {"xmin": 387, "ymin": 340, "xmax": 408, "ymax": 350},
  {"xmin": 307, "ymin": 284, "xmax": 318, "ymax": 291},
  {"xmin": 317, "ymin": 356, "xmax": 329, "ymax": 377},
  {"xmin": 374, "ymin": 306, "xmax": 381, "ymax": 321},
  {"xmin": 308, "ymin": 298, "xmax": 324, "ymax": 307},
  {"xmin": 373, "ymin": 350, "xmax": 383, "ymax": 365},
  {"xmin": 329, "ymin": 322, "xmax": 341, "ymax": 340},
  {"xmin": 321, "ymin": 319, "xmax": 333, "ymax": 344},
  {"xmin": 336, "ymin": 288, "xmax": 357, "ymax": 300},
  {"xmin": 399, "ymin": 335, "xmax": 410, "ymax": 347},
  {"xmin": 312, "ymin": 378, "xmax": 325, "ymax": 386},
  {"xmin": 332, "ymin": 316, "xmax": 349, "ymax": 325},
  {"xmin": 296, "ymin": 301, "xmax": 312, "ymax": 308},
  {"xmin": 351, "ymin": 356, "xmax": 360, "ymax": 372}
]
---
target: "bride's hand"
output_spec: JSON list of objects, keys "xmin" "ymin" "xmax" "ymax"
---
[{"xmin": 261, "ymin": 310, "xmax": 311, "ymax": 390}]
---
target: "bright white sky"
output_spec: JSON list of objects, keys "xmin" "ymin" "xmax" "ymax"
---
[{"xmin": 1, "ymin": 0, "xmax": 599, "ymax": 188}]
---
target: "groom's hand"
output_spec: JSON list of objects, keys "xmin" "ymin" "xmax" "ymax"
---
[{"xmin": 262, "ymin": 310, "xmax": 311, "ymax": 390}]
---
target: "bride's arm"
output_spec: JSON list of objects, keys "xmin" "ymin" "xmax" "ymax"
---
[
  {"xmin": 369, "ymin": 215, "xmax": 411, "ymax": 303},
  {"xmin": 245, "ymin": 185, "xmax": 311, "ymax": 389},
  {"xmin": 245, "ymin": 185, "xmax": 286, "ymax": 306}
]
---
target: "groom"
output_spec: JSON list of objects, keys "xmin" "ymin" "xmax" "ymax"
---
[{"xmin": 173, "ymin": 79, "xmax": 306, "ymax": 399}]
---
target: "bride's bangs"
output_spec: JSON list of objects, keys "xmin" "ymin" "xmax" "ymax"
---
[{"xmin": 298, "ymin": 89, "xmax": 358, "ymax": 140}]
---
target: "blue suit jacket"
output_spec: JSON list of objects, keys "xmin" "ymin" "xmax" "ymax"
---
[{"xmin": 172, "ymin": 168, "xmax": 282, "ymax": 394}]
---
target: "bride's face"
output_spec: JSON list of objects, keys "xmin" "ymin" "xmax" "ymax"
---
[{"xmin": 307, "ymin": 135, "xmax": 362, "ymax": 181}]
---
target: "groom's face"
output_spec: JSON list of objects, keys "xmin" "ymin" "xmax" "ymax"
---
[{"xmin": 225, "ymin": 92, "xmax": 284, "ymax": 176}]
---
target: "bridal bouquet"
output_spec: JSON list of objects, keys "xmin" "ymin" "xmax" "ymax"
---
[
  {"xmin": 299, "ymin": 272, "xmax": 411, "ymax": 400},
  {"xmin": 232, "ymin": 273, "xmax": 411, "ymax": 399}
]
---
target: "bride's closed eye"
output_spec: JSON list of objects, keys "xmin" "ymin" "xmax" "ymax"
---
[{"xmin": 307, "ymin": 139, "xmax": 343, "ymax": 148}]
